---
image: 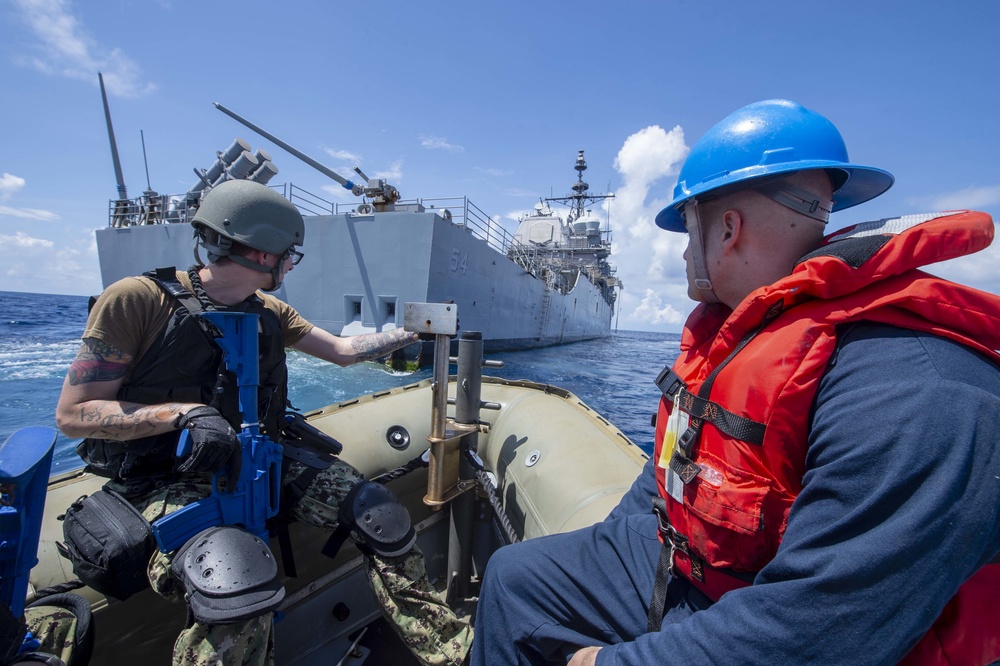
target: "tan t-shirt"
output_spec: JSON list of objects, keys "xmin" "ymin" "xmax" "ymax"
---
[{"xmin": 84, "ymin": 270, "xmax": 313, "ymax": 383}]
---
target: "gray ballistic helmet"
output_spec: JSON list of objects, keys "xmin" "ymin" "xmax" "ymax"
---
[{"xmin": 191, "ymin": 179, "xmax": 304, "ymax": 290}]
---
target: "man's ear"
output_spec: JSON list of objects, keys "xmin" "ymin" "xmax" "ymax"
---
[{"xmin": 719, "ymin": 209, "xmax": 744, "ymax": 253}]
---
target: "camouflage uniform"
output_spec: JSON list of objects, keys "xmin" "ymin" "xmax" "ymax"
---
[
  {"xmin": 22, "ymin": 605, "xmax": 77, "ymax": 664},
  {"xmin": 110, "ymin": 459, "xmax": 472, "ymax": 666}
]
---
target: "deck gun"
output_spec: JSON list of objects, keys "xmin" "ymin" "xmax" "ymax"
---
[
  {"xmin": 152, "ymin": 312, "xmax": 283, "ymax": 553},
  {"xmin": 0, "ymin": 427, "xmax": 57, "ymax": 660}
]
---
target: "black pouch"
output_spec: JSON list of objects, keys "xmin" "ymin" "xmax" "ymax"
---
[{"xmin": 56, "ymin": 488, "xmax": 155, "ymax": 601}]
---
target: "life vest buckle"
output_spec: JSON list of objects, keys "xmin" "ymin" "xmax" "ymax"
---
[
  {"xmin": 655, "ymin": 367, "xmax": 686, "ymax": 399},
  {"xmin": 653, "ymin": 501, "xmax": 688, "ymax": 560}
]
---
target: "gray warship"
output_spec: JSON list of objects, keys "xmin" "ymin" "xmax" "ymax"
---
[{"xmin": 95, "ymin": 79, "xmax": 620, "ymax": 361}]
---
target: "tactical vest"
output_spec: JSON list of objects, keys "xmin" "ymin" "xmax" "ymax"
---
[
  {"xmin": 78, "ymin": 268, "xmax": 289, "ymax": 481},
  {"xmin": 652, "ymin": 211, "xmax": 1000, "ymax": 664}
]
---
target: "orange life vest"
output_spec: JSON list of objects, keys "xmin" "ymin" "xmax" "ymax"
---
[{"xmin": 652, "ymin": 211, "xmax": 1000, "ymax": 665}]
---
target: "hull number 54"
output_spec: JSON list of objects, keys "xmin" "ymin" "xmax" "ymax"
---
[{"xmin": 451, "ymin": 249, "xmax": 468, "ymax": 275}]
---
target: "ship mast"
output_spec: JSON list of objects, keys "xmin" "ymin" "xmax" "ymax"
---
[{"xmin": 544, "ymin": 150, "xmax": 614, "ymax": 224}]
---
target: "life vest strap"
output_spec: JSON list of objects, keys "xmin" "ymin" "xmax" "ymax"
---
[
  {"xmin": 647, "ymin": 497, "xmax": 676, "ymax": 632},
  {"xmin": 678, "ymin": 389, "xmax": 766, "ymax": 446},
  {"xmin": 648, "ymin": 497, "xmax": 757, "ymax": 624},
  {"xmin": 656, "ymin": 368, "xmax": 766, "ymax": 448}
]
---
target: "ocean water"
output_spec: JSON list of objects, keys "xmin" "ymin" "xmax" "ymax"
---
[{"xmin": 0, "ymin": 290, "xmax": 680, "ymax": 475}]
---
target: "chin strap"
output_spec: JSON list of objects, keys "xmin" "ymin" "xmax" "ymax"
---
[
  {"xmin": 753, "ymin": 180, "xmax": 832, "ymax": 224},
  {"xmin": 192, "ymin": 227, "xmax": 286, "ymax": 291},
  {"xmin": 684, "ymin": 200, "xmax": 721, "ymax": 304}
]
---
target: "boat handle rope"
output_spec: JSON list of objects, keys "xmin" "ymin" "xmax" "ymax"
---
[
  {"xmin": 370, "ymin": 451, "xmax": 430, "ymax": 485},
  {"xmin": 474, "ymin": 469, "xmax": 521, "ymax": 545}
]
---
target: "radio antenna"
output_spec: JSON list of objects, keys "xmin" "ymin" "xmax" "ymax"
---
[
  {"xmin": 98, "ymin": 72, "xmax": 128, "ymax": 200},
  {"xmin": 140, "ymin": 130, "xmax": 152, "ymax": 190}
]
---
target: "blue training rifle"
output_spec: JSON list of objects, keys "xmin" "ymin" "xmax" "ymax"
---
[
  {"xmin": 151, "ymin": 311, "xmax": 283, "ymax": 553},
  {"xmin": 0, "ymin": 426, "xmax": 57, "ymax": 656}
]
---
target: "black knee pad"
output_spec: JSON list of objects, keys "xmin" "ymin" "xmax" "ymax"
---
[
  {"xmin": 171, "ymin": 526, "xmax": 285, "ymax": 625},
  {"xmin": 338, "ymin": 481, "xmax": 416, "ymax": 558}
]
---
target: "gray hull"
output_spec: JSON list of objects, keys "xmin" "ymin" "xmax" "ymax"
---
[{"xmin": 96, "ymin": 208, "xmax": 615, "ymax": 352}]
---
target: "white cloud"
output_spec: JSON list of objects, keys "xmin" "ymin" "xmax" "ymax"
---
[
  {"xmin": 615, "ymin": 125, "xmax": 688, "ymax": 185},
  {"xmin": 503, "ymin": 188, "xmax": 538, "ymax": 198},
  {"xmin": 505, "ymin": 209, "xmax": 530, "ymax": 224},
  {"xmin": 420, "ymin": 135, "xmax": 464, "ymax": 152},
  {"xmin": 0, "ymin": 173, "xmax": 26, "ymax": 198},
  {"xmin": 0, "ymin": 228, "xmax": 102, "ymax": 295},
  {"xmin": 319, "ymin": 183, "xmax": 361, "ymax": 203},
  {"xmin": 631, "ymin": 288, "xmax": 687, "ymax": 325},
  {"xmin": 323, "ymin": 148, "xmax": 362, "ymax": 163},
  {"xmin": 920, "ymin": 185, "xmax": 1000, "ymax": 212},
  {"xmin": 374, "ymin": 160, "xmax": 403, "ymax": 182},
  {"xmin": 0, "ymin": 231, "xmax": 55, "ymax": 250},
  {"xmin": 0, "ymin": 205, "xmax": 61, "ymax": 221},
  {"xmin": 925, "ymin": 231, "xmax": 1000, "ymax": 297},
  {"xmin": 604, "ymin": 124, "xmax": 692, "ymax": 331},
  {"xmin": 11, "ymin": 0, "xmax": 155, "ymax": 97},
  {"xmin": 476, "ymin": 167, "xmax": 513, "ymax": 177}
]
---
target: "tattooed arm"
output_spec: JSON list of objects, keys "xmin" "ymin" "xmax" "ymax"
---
[
  {"xmin": 290, "ymin": 326, "xmax": 420, "ymax": 366},
  {"xmin": 55, "ymin": 338, "xmax": 202, "ymax": 441}
]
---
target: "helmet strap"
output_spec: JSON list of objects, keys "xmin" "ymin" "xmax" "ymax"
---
[
  {"xmin": 224, "ymin": 251, "xmax": 288, "ymax": 293},
  {"xmin": 684, "ymin": 201, "xmax": 721, "ymax": 304},
  {"xmin": 194, "ymin": 224, "xmax": 287, "ymax": 291},
  {"xmin": 194, "ymin": 227, "xmax": 236, "ymax": 264},
  {"xmin": 192, "ymin": 235, "xmax": 206, "ymax": 268},
  {"xmin": 263, "ymin": 248, "xmax": 293, "ymax": 292},
  {"xmin": 753, "ymin": 180, "xmax": 832, "ymax": 224}
]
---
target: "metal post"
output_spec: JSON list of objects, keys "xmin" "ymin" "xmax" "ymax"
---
[
  {"xmin": 426, "ymin": 333, "xmax": 452, "ymax": 507},
  {"xmin": 447, "ymin": 332, "xmax": 483, "ymax": 602}
]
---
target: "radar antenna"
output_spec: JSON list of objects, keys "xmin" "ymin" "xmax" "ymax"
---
[{"xmin": 544, "ymin": 150, "xmax": 614, "ymax": 224}]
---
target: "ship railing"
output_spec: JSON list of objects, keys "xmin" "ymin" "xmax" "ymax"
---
[
  {"xmin": 404, "ymin": 197, "xmax": 512, "ymax": 252},
  {"xmin": 507, "ymin": 242, "xmax": 549, "ymax": 280},
  {"xmin": 106, "ymin": 183, "xmax": 337, "ymax": 228},
  {"xmin": 107, "ymin": 192, "xmax": 201, "ymax": 227},
  {"xmin": 329, "ymin": 195, "xmax": 519, "ymax": 255},
  {"xmin": 104, "ymin": 187, "xmax": 529, "ymax": 264},
  {"xmin": 272, "ymin": 183, "xmax": 336, "ymax": 216}
]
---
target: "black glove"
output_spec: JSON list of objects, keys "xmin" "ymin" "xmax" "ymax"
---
[{"xmin": 173, "ymin": 406, "xmax": 240, "ymax": 483}]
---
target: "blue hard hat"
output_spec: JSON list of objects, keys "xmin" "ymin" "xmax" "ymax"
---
[{"xmin": 655, "ymin": 99, "xmax": 894, "ymax": 232}]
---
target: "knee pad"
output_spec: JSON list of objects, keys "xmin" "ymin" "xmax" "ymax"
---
[
  {"xmin": 339, "ymin": 481, "xmax": 416, "ymax": 558},
  {"xmin": 171, "ymin": 527, "xmax": 285, "ymax": 625}
]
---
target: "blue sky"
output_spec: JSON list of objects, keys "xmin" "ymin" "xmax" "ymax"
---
[{"xmin": 1, "ymin": 0, "xmax": 998, "ymax": 332}]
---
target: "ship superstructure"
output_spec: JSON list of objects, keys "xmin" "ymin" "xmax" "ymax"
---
[
  {"xmin": 94, "ymin": 88, "xmax": 619, "ymax": 359},
  {"xmin": 508, "ymin": 150, "xmax": 620, "ymax": 316}
]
